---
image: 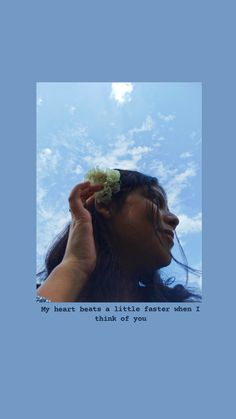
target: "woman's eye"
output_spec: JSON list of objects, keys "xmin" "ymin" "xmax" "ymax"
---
[
  {"xmin": 154, "ymin": 197, "xmax": 165, "ymax": 207},
  {"xmin": 149, "ymin": 197, "xmax": 158, "ymax": 205},
  {"xmin": 148, "ymin": 191, "xmax": 167, "ymax": 208}
]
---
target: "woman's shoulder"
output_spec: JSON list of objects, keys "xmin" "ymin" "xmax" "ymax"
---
[
  {"xmin": 36, "ymin": 295, "xmax": 51, "ymax": 303},
  {"xmin": 36, "ymin": 279, "xmax": 51, "ymax": 302}
]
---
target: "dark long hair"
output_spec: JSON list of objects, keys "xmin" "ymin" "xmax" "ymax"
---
[{"xmin": 37, "ymin": 169, "xmax": 201, "ymax": 302}]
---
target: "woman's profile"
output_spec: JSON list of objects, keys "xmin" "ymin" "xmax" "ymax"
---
[{"xmin": 36, "ymin": 168, "xmax": 201, "ymax": 302}]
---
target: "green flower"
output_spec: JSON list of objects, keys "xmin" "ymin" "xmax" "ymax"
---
[{"xmin": 85, "ymin": 167, "xmax": 121, "ymax": 204}]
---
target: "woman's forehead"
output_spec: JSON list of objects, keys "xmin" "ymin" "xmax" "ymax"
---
[
  {"xmin": 151, "ymin": 185, "xmax": 165, "ymax": 195},
  {"xmin": 127, "ymin": 185, "xmax": 167, "ymax": 201},
  {"xmin": 148, "ymin": 185, "xmax": 167, "ymax": 199}
]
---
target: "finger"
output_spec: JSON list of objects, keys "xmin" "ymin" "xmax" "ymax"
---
[
  {"xmin": 84, "ymin": 195, "xmax": 95, "ymax": 210},
  {"xmin": 68, "ymin": 183, "xmax": 104, "ymax": 218},
  {"xmin": 80, "ymin": 184, "xmax": 104, "ymax": 202},
  {"xmin": 69, "ymin": 193, "xmax": 86, "ymax": 219},
  {"xmin": 68, "ymin": 181, "xmax": 91, "ymax": 201},
  {"xmin": 69, "ymin": 182, "xmax": 103, "ymax": 202}
]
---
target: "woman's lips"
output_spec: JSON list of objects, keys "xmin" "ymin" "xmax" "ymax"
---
[{"xmin": 163, "ymin": 230, "xmax": 174, "ymax": 245}]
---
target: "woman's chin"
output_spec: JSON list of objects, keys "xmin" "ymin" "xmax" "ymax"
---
[
  {"xmin": 156, "ymin": 253, "xmax": 172, "ymax": 268},
  {"xmin": 161, "ymin": 259, "xmax": 172, "ymax": 268}
]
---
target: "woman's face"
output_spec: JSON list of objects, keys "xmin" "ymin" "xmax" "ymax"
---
[{"xmin": 109, "ymin": 186, "xmax": 179, "ymax": 276}]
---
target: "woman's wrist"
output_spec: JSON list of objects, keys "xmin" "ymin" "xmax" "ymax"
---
[
  {"xmin": 60, "ymin": 258, "xmax": 95, "ymax": 279},
  {"xmin": 37, "ymin": 260, "xmax": 90, "ymax": 302}
]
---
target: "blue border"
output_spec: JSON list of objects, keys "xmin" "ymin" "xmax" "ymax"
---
[{"xmin": 2, "ymin": 2, "xmax": 235, "ymax": 418}]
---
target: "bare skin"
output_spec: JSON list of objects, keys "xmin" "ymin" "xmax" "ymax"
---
[
  {"xmin": 37, "ymin": 181, "xmax": 104, "ymax": 301},
  {"xmin": 106, "ymin": 186, "xmax": 179, "ymax": 280},
  {"xmin": 37, "ymin": 182, "xmax": 179, "ymax": 302},
  {"xmin": 64, "ymin": 180, "xmax": 104, "ymax": 275}
]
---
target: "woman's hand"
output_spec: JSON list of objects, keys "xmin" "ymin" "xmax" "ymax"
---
[
  {"xmin": 37, "ymin": 180, "xmax": 104, "ymax": 302},
  {"xmin": 63, "ymin": 180, "xmax": 104, "ymax": 277}
]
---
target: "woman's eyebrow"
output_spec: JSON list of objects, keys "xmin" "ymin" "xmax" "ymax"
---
[
  {"xmin": 151, "ymin": 188, "xmax": 166, "ymax": 202},
  {"xmin": 146, "ymin": 191, "xmax": 171, "ymax": 214}
]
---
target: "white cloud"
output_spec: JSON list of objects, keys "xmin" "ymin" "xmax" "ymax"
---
[
  {"xmin": 158, "ymin": 112, "xmax": 176, "ymax": 122},
  {"xmin": 84, "ymin": 134, "xmax": 151, "ymax": 170},
  {"xmin": 36, "ymin": 180, "xmax": 71, "ymax": 271},
  {"xmin": 167, "ymin": 164, "xmax": 197, "ymax": 208},
  {"xmin": 37, "ymin": 97, "xmax": 43, "ymax": 106},
  {"xmin": 176, "ymin": 212, "xmax": 202, "ymax": 236},
  {"xmin": 180, "ymin": 152, "xmax": 192, "ymax": 159},
  {"xmin": 129, "ymin": 115, "xmax": 155, "ymax": 135},
  {"xmin": 150, "ymin": 161, "xmax": 177, "ymax": 182},
  {"xmin": 84, "ymin": 155, "xmax": 137, "ymax": 171},
  {"xmin": 188, "ymin": 261, "xmax": 202, "ymax": 290},
  {"xmin": 73, "ymin": 164, "xmax": 83, "ymax": 175},
  {"xmin": 37, "ymin": 148, "xmax": 61, "ymax": 177},
  {"xmin": 37, "ymin": 185, "xmax": 48, "ymax": 206},
  {"xmin": 110, "ymin": 82, "xmax": 134, "ymax": 104},
  {"xmin": 65, "ymin": 104, "xmax": 77, "ymax": 114},
  {"xmin": 190, "ymin": 131, "xmax": 197, "ymax": 139},
  {"xmin": 130, "ymin": 145, "xmax": 151, "ymax": 156},
  {"xmin": 152, "ymin": 134, "xmax": 165, "ymax": 146},
  {"xmin": 195, "ymin": 137, "xmax": 202, "ymax": 146},
  {"xmin": 150, "ymin": 160, "xmax": 198, "ymax": 209},
  {"xmin": 172, "ymin": 165, "xmax": 196, "ymax": 184},
  {"xmin": 51, "ymin": 124, "xmax": 89, "ymax": 153},
  {"xmin": 37, "ymin": 208, "xmax": 70, "ymax": 271},
  {"xmin": 69, "ymin": 106, "xmax": 76, "ymax": 114}
]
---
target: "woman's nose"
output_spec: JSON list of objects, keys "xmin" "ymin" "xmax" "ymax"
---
[{"xmin": 161, "ymin": 210, "xmax": 179, "ymax": 230}]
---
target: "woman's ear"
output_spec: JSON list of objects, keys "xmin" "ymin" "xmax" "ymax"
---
[{"xmin": 95, "ymin": 200, "xmax": 112, "ymax": 219}]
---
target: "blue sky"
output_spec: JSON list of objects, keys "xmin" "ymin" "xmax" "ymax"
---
[{"xmin": 37, "ymin": 82, "xmax": 202, "ymax": 290}]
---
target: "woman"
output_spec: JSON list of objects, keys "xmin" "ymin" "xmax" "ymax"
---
[{"xmin": 36, "ymin": 168, "xmax": 201, "ymax": 302}]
